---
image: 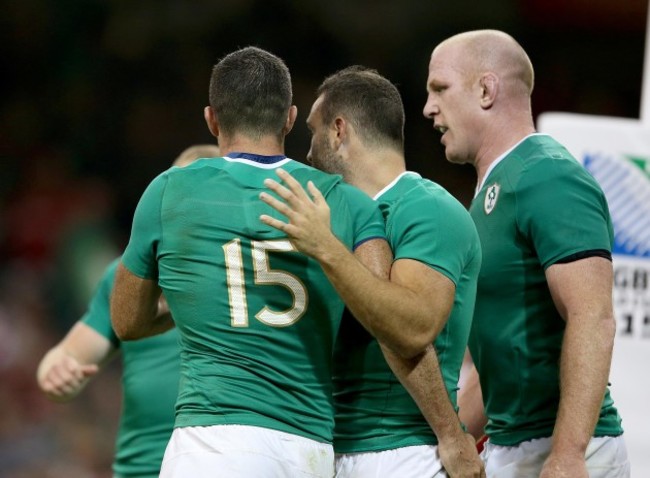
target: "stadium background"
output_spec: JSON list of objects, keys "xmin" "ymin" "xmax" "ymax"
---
[{"xmin": 1, "ymin": 1, "xmax": 647, "ymax": 476}]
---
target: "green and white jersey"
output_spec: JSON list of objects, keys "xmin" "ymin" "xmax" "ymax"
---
[
  {"xmin": 82, "ymin": 257, "xmax": 180, "ymax": 478},
  {"xmin": 333, "ymin": 172, "xmax": 482, "ymax": 453},
  {"xmin": 121, "ymin": 153, "xmax": 386, "ymax": 444},
  {"xmin": 469, "ymin": 134, "xmax": 623, "ymax": 446}
]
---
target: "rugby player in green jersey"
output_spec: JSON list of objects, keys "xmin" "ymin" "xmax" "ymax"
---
[
  {"xmin": 110, "ymin": 47, "xmax": 391, "ymax": 478},
  {"xmin": 261, "ymin": 66, "xmax": 484, "ymax": 477},
  {"xmin": 423, "ymin": 30, "xmax": 630, "ymax": 477},
  {"xmin": 36, "ymin": 144, "xmax": 220, "ymax": 478}
]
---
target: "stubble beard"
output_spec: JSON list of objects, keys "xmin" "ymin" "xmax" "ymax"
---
[{"xmin": 312, "ymin": 136, "xmax": 347, "ymax": 177}]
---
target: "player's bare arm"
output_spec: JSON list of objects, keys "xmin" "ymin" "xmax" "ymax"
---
[
  {"xmin": 540, "ymin": 256, "xmax": 616, "ymax": 478},
  {"xmin": 260, "ymin": 168, "xmax": 454, "ymax": 358},
  {"xmin": 457, "ymin": 350, "xmax": 488, "ymax": 441},
  {"xmin": 110, "ymin": 262, "xmax": 173, "ymax": 340},
  {"xmin": 382, "ymin": 344, "xmax": 485, "ymax": 477},
  {"xmin": 37, "ymin": 322, "xmax": 116, "ymax": 402},
  {"xmin": 349, "ymin": 211, "xmax": 483, "ymax": 477}
]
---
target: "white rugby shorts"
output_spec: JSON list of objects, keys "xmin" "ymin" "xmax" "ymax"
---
[
  {"xmin": 160, "ymin": 424, "xmax": 334, "ymax": 478},
  {"xmin": 335, "ymin": 444, "xmax": 447, "ymax": 477},
  {"xmin": 480, "ymin": 435, "xmax": 630, "ymax": 477}
]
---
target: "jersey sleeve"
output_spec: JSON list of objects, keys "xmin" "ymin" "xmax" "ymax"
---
[
  {"xmin": 391, "ymin": 194, "xmax": 473, "ymax": 285},
  {"xmin": 516, "ymin": 158, "xmax": 614, "ymax": 269},
  {"xmin": 81, "ymin": 258, "xmax": 121, "ymax": 347},
  {"xmin": 338, "ymin": 184, "xmax": 387, "ymax": 249},
  {"xmin": 121, "ymin": 174, "xmax": 167, "ymax": 279}
]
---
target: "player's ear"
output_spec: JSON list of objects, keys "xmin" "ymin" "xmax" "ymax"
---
[
  {"xmin": 333, "ymin": 116, "xmax": 348, "ymax": 150},
  {"xmin": 479, "ymin": 72, "xmax": 498, "ymax": 109},
  {"xmin": 204, "ymin": 106, "xmax": 220, "ymax": 138},
  {"xmin": 283, "ymin": 105, "xmax": 298, "ymax": 135}
]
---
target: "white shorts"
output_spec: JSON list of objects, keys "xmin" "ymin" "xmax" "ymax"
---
[
  {"xmin": 481, "ymin": 435, "xmax": 630, "ymax": 478},
  {"xmin": 335, "ymin": 445, "xmax": 447, "ymax": 478},
  {"xmin": 160, "ymin": 425, "xmax": 335, "ymax": 478}
]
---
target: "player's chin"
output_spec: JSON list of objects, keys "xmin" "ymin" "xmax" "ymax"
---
[
  {"xmin": 444, "ymin": 150, "xmax": 462, "ymax": 165},
  {"xmin": 444, "ymin": 148, "xmax": 469, "ymax": 166}
]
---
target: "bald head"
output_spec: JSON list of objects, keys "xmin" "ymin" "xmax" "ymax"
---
[
  {"xmin": 423, "ymin": 29, "xmax": 537, "ymax": 173},
  {"xmin": 437, "ymin": 29, "xmax": 534, "ymax": 98},
  {"xmin": 173, "ymin": 144, "xmax": 221, "ymax": 167}
]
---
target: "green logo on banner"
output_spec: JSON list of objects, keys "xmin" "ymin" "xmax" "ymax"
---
[{"xmin": 625, "ymin": 156, "xmax": 650, "ymax": 179}]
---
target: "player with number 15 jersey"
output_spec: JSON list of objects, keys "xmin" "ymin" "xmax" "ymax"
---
[{"xmin": 120, "ymin": 153, "xmax": 386, "ymax": 444}]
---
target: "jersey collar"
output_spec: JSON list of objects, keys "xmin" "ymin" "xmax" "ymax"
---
[
  {"xmin": 224, "ymin": 152, "xmax": 292, "ymax": 169},
  {"xmin": 474, "ymin": 133, "xmax": 548, "ymax": 197},
  {"xmin": 373, "ymin": 171, "xmax": 421, "ymax": 201}
]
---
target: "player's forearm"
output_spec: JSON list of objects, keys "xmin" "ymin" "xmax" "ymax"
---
[
  {"xmin": 391, "ymin": 345, "xmax": 486, "ymax": 477},
  {"xmin": 381, "ymin": 344, "xmax": 466, "ymax": 441},
  {"xmin": 552, "ymin": 312, "xmax": 616, "ymax": 454},
  {"xmin": 319, "ymin": 242, "xmax": 445, "ymax": 358}
]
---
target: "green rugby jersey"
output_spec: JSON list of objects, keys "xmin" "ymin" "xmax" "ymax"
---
[
  {"xmin": 333, "ymin": 172, "xmax": 482, "ymax": 453},
  {"xmin": 469, "ymin": 134, "xmax": 623, "ymax": 446},
  {"xmin": 121, "ymin": 153, "xmax": 386, "ymax": 444},
  {"xmin": 82, "ymin": 258, "xmax": 179, "ymax": 478}
]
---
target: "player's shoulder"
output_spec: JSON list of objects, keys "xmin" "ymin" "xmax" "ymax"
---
[
  {"xmin": 147, "ymin": 158, "xmax": 228, "ymax": 197},
  {"xmin": 396, "ymin": 175, "xmax": 467, "ymax": 215},
  {"xmin": 383, "ymin": 175, "xmax": 475, "ymax": 234},
  {"xmin": 282, "ymin": 160, "xmax": 375, "ymax": 206},
  {"xmin": 518, "ymin": 135, "xmax": 582, "ymax": 173},
  {"xmin": 163, "ymin": 157, "xmax": 221, "ymax": 177},
  {"xmin": 505, "ymin": 134, "xmax": 593, "ymax": 189},
  {"xmin": 284, "ymin": 160, "xmax": 344, "ymax": 193}
]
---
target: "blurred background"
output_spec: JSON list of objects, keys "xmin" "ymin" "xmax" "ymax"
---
[{"xmin": 1, "ymin": 0, "xmax": 648, "ymax": 476}]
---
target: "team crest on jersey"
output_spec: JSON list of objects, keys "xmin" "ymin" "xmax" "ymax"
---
[{"xmin": 484, "ymin": 183, "xmax": 500, "ymax": 214}]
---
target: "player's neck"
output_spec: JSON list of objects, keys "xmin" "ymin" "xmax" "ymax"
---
[
  {"xmin": 219, "ymin": 134, "xmax": 285, "ymax": 157},
  {"xmin": 474, "ymin": 119, "xmax": 535, "ymax": 187},
  {"xmin": 348, "ymin": 149, "xmax": 406, "ymax": 198}
]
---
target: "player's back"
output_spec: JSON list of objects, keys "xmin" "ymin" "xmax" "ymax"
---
[{"xmin": 153, "ymin": 153, "xmax": 384, "ymax": 444}]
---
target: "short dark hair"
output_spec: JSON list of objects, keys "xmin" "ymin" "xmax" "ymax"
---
[
  {"xmin": 209, "ymin": 46, "xmax": 292, "ymax": 140},
  {"xmin": 317, "ymin": 66, "xmax": 404, "ymax": 152}
]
